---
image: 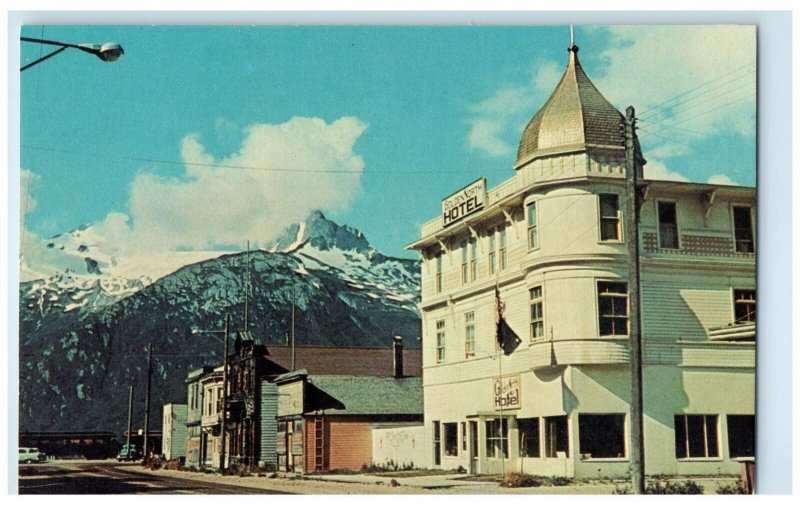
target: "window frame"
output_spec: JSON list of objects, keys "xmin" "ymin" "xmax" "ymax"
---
[
  {"xmin": 578, "ymin": 413, "xmax": 627, "ymax": 460},
  {"xmin": 732, "ymin": 205, "xmax": 755, "ymax": 253},
  {"xmin": 657, "ymin": 200, "xmax": 680, "ymax": 249},
  {"xmin": 726, "ymin": 414, "xmax": 755, "ymax": 458},
  {"xmin": 597, "ymin": 280, "xmax": 629, "ymax": 337},
  {"xmin": 518, "ymin": 417, "xmax": 541, "ymax": 458},
  {"xmin": 435, "ymin": 252, "xmax": 443, "ymax": 295},
  {"xmin": 469, "ymin": 238, "xmax": 478, "ymax": 282},
  {"xmin": 443, "ymin": 422, "xmax": 459, "ymax": 457},
  {"xmin": 460, "ymin": 240, "xmax": 468, "ymax": 285},
  {"xmin": 527, "ymin": 201, "xmax": 539, "ymax": 250},
  {"xmin": 598, "ymin": 193, "xmax": 622, "ymax": 242},
  {"xmin": 733, "ymin": 288, "xmax": 756, "ymax": 324},
  {"xmin": 464, "ymin": 311, "xmax": 476, "ymax": 359},
  {"xmin": 485, "ymin": 418, "xmax": 509, "ymax": 459},
  {"xmin": 488, "ymin": 229, "xmax": 497, "ymax": 276},
  {"xmin": 544, "ymin": 415, "xmax": 569, "ymax": 458},
  {"xmin": 529, "ymin": 285, "xmax": 544, "ymax": 342},
  {"xmin": 435, "ymin": 320, "xmax": 446, "ymax": 363},
  {"xmin": 674, "ymin": 414, "xmax": 720, "ymax": 460},
  {"xmin": 498, "ymin": 225, "xmax": 508, "ymax": 271}
]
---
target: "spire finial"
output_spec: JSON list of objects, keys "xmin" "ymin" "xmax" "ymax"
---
[{"xmin": 568, "ymin": 25, "xmax": 579, "ymax": 54}]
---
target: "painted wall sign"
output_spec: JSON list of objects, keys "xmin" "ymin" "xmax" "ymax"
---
[
  {"xmin": 442, "ymin": 178, "xmax": 486, "ymax": 227},
  {"xmin": 493, "ymin": 374, "xmax": 521, "ymax": 410}
]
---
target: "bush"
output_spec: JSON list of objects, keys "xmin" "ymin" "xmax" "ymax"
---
[
  {"xmin": 716, "ymin": 482, "xmax": 748, "ymax": 495},
  {"xmin": 500, "ymin": 473, "xmax": 544, "ymax": 488},
  {"xmin": 550, "ymin": 476, "xmax": 572, "ymax": 486},
  {"xmin": 613, "ymin": 478, "xmax": 704, "ymax": 495},
  {"xmin": 163, "ymin": 459, "xmax": 182, "ymax": 470}
]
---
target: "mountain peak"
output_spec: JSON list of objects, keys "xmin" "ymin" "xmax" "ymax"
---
[{"xmin": 268, "ymin": 210, "xmax": 373, "ymax": 255}]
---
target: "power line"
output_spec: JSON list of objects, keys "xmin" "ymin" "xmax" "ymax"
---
[
  {"xmin": 638, "ymin": 73, "xmax": 755, "ymax": 124},
  {"xmin": 637, "ymin": 62, "xmax": 755, "ymax": 120},
  {"xmin": 638, "ymin": 93, "xmax": 754, "ymax": 139},
  {"xmin": 20, "ymin": 144, "xmax": 511, "ymax": 174}
]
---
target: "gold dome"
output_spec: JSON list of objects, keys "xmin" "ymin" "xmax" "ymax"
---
[{"xmin": 515, "ymin": 44, "xmax": 633, "ymax": 168}]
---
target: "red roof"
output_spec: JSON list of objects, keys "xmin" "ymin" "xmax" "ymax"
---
[{"xmin": 263, "ymin": 345, "xmax": 421, "ymax": 377}]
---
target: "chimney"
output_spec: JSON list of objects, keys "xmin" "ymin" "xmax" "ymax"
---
[{"xmin": 393, "ymin": 336, "xmax": 404, "ymax": 378}]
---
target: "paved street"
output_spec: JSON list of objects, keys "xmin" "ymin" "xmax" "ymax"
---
[{"xmin": 18, "ymin": 461, "xmax": 292, "ymax": 495}]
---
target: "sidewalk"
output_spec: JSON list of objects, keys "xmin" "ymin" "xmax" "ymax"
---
[{"xmin": 120, "ymin": 464, "xmax": 619, "ymax": 494}]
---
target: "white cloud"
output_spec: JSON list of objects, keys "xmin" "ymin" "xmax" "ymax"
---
[
  {"xmin": 595, "ymin": 26, "xmax": 756, "ymax": 140},
  {"xmin": 467, "ymin": 26, "xmax": 755, "ymax": 167},
  {"xmin": 707, "ymin": 174, "xmax": 739, "ymax": 186},
  {"xmin": 643, "ymin": 159, "xmax": 690, "ymax": 182},
  {"xmin": 22, "ymin": 117, "xmax": 368, "ymax": 275},
  {"xmin": 468, "ymin": 119, "xmax": 513, "ymax": 157},
  {"xmin": 125, "ymin": 116, "xmax": 367, "ymax": 251},
  {"xmin": 466, "ymin": 59, "xmax": 561, "ymax": 158}
]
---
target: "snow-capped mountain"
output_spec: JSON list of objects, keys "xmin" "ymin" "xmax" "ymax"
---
[{"xmin": 18, "ymin": 211, "xmax": 421, "ymax": 433}]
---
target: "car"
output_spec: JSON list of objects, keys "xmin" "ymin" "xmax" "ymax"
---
[
  {"xmin": 117, "ymin": 443, "xmax": 141, "ymax": 462},
  {"xmin": 19, "ymin": 447, "xmax": 45, "ymax": 464}
]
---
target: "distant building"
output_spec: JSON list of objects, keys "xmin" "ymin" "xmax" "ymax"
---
[
  {"xmin": 184, "ymin": 338, "xmax": 422, "ymax": 470},
  {"xmin": 408, "ymin": 41, "xmax": 755, "ymax": 478},
  {"xmin": 199, "ymin": 367, "xmax": 224, "ymax": 468},
  {"xmin": 162, "ymin": 403, "xmax": 188, "ymax": 461},
  {"xmin": 184, "ymin": 366, "xmax": 213, "ymax": 468},
  {"xmin": 274, "ymin": 369, "xmax": 422, "ymax": 473}
]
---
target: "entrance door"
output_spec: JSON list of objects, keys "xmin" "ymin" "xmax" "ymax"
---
[{"xmin": 469, "ymin": 420, "xmax": 478, "ymax": 474}]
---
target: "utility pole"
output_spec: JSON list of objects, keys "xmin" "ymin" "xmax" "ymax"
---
[
  {"xmin": 625, "ymin": 105, "xmax": 646, "ymax": 494},
  {"xmin": 220, "ymin": 313, "xmax": 230, "ymax": 471},
  {"xmin": 291, "ymin": 274, "xmax": 296, "ymax": 371},
  {"xmin": 125, "ymin": 384, "xmax": 133, "ymax": 456},
  {"xmin": 143, "ymin": 342, "xmax": 153, "ymax": 463}
]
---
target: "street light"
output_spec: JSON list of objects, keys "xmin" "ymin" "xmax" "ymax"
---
[
  {"xmin": 192, "ymin": 314, "xmax": 231, "ymax": 471},
  {"xmin": 21, "ymin": 36, "xmax": 124, "ymax": 72}
]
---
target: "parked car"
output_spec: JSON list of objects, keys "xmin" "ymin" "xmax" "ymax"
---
[
  {"xmin": 19, "ymin": 447, "xmax": 45, "ymax": 463},
  {"xmin": 117, "ymin": 443, "xmax": 141, "ymax": 462}
]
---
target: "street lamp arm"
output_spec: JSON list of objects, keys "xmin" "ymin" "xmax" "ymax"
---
[{"xmin": 21, "ymin": 36, "xmax": 124, "ymax": 71}]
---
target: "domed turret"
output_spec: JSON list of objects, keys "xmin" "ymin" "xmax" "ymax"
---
[{"xmin": 515, "ymin": 44, "xmax": 638, "ymax": 170}]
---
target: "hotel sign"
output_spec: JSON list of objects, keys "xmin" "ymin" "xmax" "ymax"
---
[
  {"xmin": 493, "ymin": 374, "xmax": 521, "ymax": 410},
  {"xmin": 442, "ymin": 178, "xmax": 486, "ymax": 227}
]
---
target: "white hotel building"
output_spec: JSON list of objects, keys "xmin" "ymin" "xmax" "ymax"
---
[{"xmin": 407, "ymin": 42, "xmax": 755, "ymax": 478}]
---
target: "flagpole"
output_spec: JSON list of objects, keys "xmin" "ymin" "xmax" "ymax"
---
[{"xmin": 495, "ymin": 282, "xmax": 505, "ymax": 477}]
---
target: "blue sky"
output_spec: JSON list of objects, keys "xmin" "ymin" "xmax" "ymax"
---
[{"xmin": 19, "ymin": 24, "xmax": 756, "ymax": 265}]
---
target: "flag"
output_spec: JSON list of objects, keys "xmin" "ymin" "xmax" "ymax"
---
[{"xmin": 495, "ymin": 285, "xmax": 521, "ymax": 355}]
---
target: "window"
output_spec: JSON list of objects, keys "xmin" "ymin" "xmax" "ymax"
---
[
  {"xmin": 733, "ymin": 206, "xmax": 754, "ymax": 253},
  {"xmin": 527, "ymin": 201, "xmax": 538, "ymax": 249},
  {"xmin": 435, "ymin": 320, "xmax": 446, "ymax": 363},
  {"xmin": 658, "ymin": 201, "xmax": 679, "ymax": 249},
  {"xmin": 579, "ymin": 414, "xmax": 626, "ymax": 459},
  {"xmin": 444, "ymin": 423, "xmax": 458, "ymax": 457},
  {"xmin": 530, "ymin": 286, "xmax": 544, "ymax": 341},
  {"xmin": 727, "ymin": 415, "xmax": 755, "ymax": 458},
  {"xmin": 461, "ymin": 240, "xmax": 468, "ymax": 285},
  {"xmin": 485, "ymin": 418, "xmax": 508, "ymax": 458},
  {"xmin": 488, "ymin": 230, "xmax": 497, "ymax": 275},
  {"xmin": 469, "ymin": 239, "xmax": 478, "ymax": 282},
  {"xmin": 733, "ymin": 289, "xmax": 755, "ymax": 324},
  {"xmin": 498, "ymin": 226, "xmax": 508, "ymax": 271},
  {"xmin": 432, "ymin": 421, "xmax": 441, "ymax": 465},
  {"xmin": 544, "ymin": 416, "xmax": 569, "ymax": 457},
  {"xmin": 597, "ymin": 281, "xmax": 629, "ymax": 336},
  {"xmin": 464, "ymin": 312, "xmax": 476, "ymax": 358},
  {"xmin": 518, "ymin": 418, "xmax": 540, "ymax": 458},
  {"xmin": 675, "ymin": 414, "xmax": 719, "ymax": 459},
  {"xmin": 435, "ymin": 252, "xmax": 443, "ymax": 294},
  {"xmin": 599, "ymin": 194, "xmax": 621, "ymax": 241},
  {"xmin": 460, "ymin": 239, "xmax": 478, "ymax": 285}
]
